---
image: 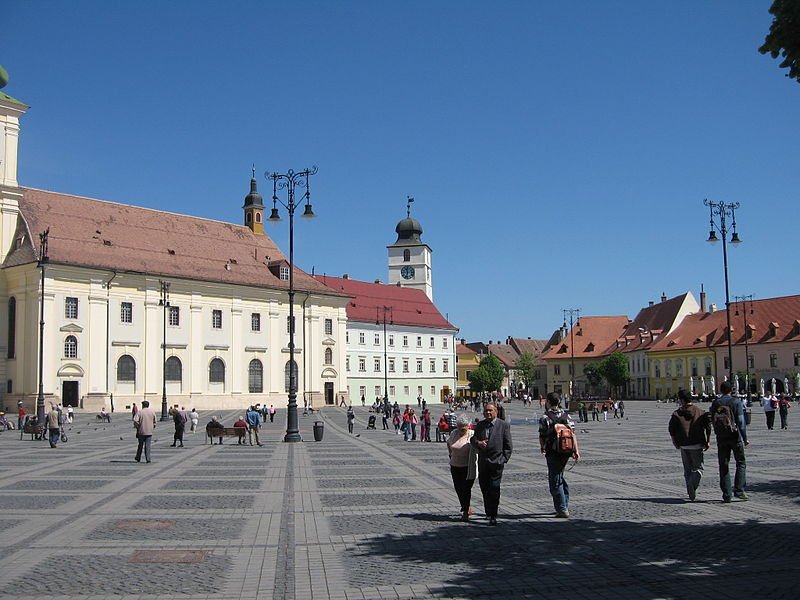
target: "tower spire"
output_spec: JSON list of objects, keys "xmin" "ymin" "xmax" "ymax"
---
[{"xmin": 406, "ymin": 196, "xmax": 414, "ymax": 218}]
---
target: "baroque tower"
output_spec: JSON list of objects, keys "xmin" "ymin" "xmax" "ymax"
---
[{"xmin": 387, "ymin": 197, "xmax": 432, "ymax": 300}]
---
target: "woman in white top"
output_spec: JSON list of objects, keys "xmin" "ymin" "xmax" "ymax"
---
[{"xmin": 447, "ymin": 415, "xmax": 478, "ymax": 522}]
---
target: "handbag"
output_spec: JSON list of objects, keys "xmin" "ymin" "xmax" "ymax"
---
[{"xmin": 60, "ymin": 432, "xmax": 68, "ymax": 443}]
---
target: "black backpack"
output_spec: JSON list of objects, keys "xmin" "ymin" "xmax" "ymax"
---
[{"xmin": 712, "ymin": 403, "xmax": 739, "ymax": 440}]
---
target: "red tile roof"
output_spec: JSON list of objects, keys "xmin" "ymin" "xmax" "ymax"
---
[
  {"xmin": 650, "ymin": 295, "xmax": 800, "ymax": 352},
  {"xmin": 508, "ymin": 337, "xmax": 549, "ymax": 356},
  {"xmin": 312, "ymin": 275, "xmax": 457, "ymax": 331},
  {"xmin": 456, "ymin": 342, "xmax": 477, "ymax": 356},
  {"xmin": 613, "ymin": 292, "xmax": 695, "ymax": 353},
  {"xmin": 487, "ymin": 343, "xmax": 518, "ymax": 368},
  {"xmin": 7, "ymin": 188, "xmax": 343, "ymax": 296},
  {"xmin": 540, "ymin": 316, "xmax": 630, "ymax": 361}
]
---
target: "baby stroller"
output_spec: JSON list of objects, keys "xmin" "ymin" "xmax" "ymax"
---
[{"xmin": 366, "ymin": 415, "xmax": 376, "ymax": 429}]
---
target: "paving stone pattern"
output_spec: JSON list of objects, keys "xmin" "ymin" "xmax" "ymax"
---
[{"xmin": 0, "ymin": 402, "xmax": 798, "ymax": 599}]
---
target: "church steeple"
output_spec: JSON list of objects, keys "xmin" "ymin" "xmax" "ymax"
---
[
  {"xmin": 243, "ymin": 166, "xmax": 264, "ymax": 235},
  {"xmin": 387, "ymin": 196, "xmax": 433, "ymax": 300}
]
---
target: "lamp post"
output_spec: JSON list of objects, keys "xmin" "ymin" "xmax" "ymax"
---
[
  {"xmin": 36, "ymin": 229, "xmax": 49, "ymax": 425},
  {"xmin": 158, "ymin": 281, "xmax": 170, "ymax": 421},
  {"xmin": 562, "ymin": 308, "xmax": 580, "ymax": 400},
  {"xmin": 704, "ymin": 199, "xmax": 742, "ymax": 387},
  {"xmin": 376, "ymin": 306, "xmax": 393, "ymax": 406},
  {"xmin": 734, "ymin": 294, "xmax": 754, "ymax": 404},
  {"xmin": 267, "ymin": 166, "xmax": 317, "ymax": 443}
]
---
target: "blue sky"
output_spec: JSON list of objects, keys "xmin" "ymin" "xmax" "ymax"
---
[{"xmin": 4, "ymin": 1, "xmax": 797, "ymax": 342}]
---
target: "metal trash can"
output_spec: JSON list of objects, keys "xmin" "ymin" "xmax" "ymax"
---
[{"xmin": 313, "ymin": 421, "xmax": 324, "ymax": 442}]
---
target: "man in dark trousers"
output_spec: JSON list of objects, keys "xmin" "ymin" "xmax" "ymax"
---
[
  {"xmin": 710, "ymin": 381, "xmax": 749, "ymax": 503},
  {"xmin": 470, "ymin": 402, "xmax": 513, "ymax": 525}
]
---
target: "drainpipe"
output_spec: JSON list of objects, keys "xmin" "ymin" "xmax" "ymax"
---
[
  {"xmin": 104, "ymin": 271, "xmax": 118, "ymax": 402},
  {"xmin": 301, "ymin": 291, "xmax": 311, "ymax": 409}
]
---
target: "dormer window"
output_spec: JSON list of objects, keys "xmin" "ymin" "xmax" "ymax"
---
[
  {"xmin": 557, "ymin": 344, "xmax": 568, "ymax": 354},
  {"xmin": 585, "ymin": 343, "xmax": 595, "ymax": 352},
  {"xmin": 769, "ymin": 322, "xmax": 779, "ymax": 337}
]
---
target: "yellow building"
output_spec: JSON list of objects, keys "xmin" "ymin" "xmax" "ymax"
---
[{"xmin": 455, "ymin": 340, "xmax": 480, "ymax": 397}]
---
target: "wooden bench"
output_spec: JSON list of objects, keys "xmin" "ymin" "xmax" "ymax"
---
[
  {"xmin": 21, "ymin": 422, "xmax": 45, "ymax": 441},
  {"xmin": 206, "ymin": 426, "xmax": 247, "ymax": 444}
]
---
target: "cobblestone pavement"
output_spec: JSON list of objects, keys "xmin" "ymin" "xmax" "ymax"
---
[{"xmin": 0, "ymin": 402, "xmax": 797, "ymax": 599}]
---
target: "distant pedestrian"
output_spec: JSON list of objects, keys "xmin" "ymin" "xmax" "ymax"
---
[
  {"xmin": 392, "ymin": 411, "xmax": 401, "ymax": 434},
  {"xmin": 170, "ymin": 407, "xmax": 186, "ymax": 447},
  {"xmin": 133, "ymin": 400, "xmax": 157, "ymax": 463},
  {"xmin": 668, "ymin": 389, "xmax": 711, "ymax": 501},
  {"xmin": 361, "ymin": 394, "xmax": 366, "ymax": 407},
  {"xmin": 347, "ymin": 406, "xmax": 355, "ymax": 434},
  {"xmin": 613, "ymin": 400, "xmax": 620, "ymax": 419},
  {"xmin": 447, "ymin": 415, "xmax": 477, "ymax": 521},
  {"xmin": 233, "ymin": 416, "xmax": 248, "ymax": 444},
  {"xmin": 382, "ymin": 407, "xmax": 390, "ymax": 430},
  {"xmin": 778, "ymin": 395, "xmax": 791, "ymax": 430},
  {"xmin": 591, "ymin": 403, "xmax": 599, "ymax": 421},
  {"xmin": 47, "ymin": 403, "xmax": 61, "ymax": 448},
  {"xmin": 17, "ymin": 401, "xmax": 26, "ymax": 432},
  {"xmin": 189, "ymin": 408, "xmax": 199, "ymax": 433},
  {"xmin": 206, "ymin": 416, "xmax": 225, "ymax": 445},
  {"xmin": 421, "ymin": 408, "xmax": 432, "ymax": 442},
  {"xmin": 619, "ymin": 401, "xmax": 625, "ymax": 418},
  {"xmin": 470, "ymin": 402, "xmax": 513, "ymax": 525},
  {"xmin": 66, "ymin": 405, "xmax": 74, "ymax": 424},
  {"xmin": 601, "ymin": 402, "xmax": 609, "ymax": 421},
  {"xmin": 268, "ymin": 405, "xmax": 276, "ymax": 423},
  {"xmin": 131, "ymin": 402, "xmax": 138, "ymax": 421},
  {"xmin": 762, "ymin": 394, "xmax": 777, "ymax": 430},
  {"xmin": 711, "ymin": 381, "xmax": 748, "ymax": 503},
  {"xmin": 246, "ymin": 405, "xmax": 263, "ymax": 446},
  {"xmin": 539, "ymin": 393, "xmax": 579, "ymax": 518},
  {"xmin": 410, "ymin": 409, "xmax": 418, "ymax": 440}
]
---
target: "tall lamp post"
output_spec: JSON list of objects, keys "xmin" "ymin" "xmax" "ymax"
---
[
  {"xmin": 36, "ymin": 229, "xmax": 49, "ymax": 425},
  {"xmin": 267, "ymin": 166, "xmax": 317, "ymax": 443},
  {"xmin": 704, "ymin": 199, "xmax": 742, "ymax": 387},
  {"xmin": 376, "ymin": 306, "xmax": 393, "ymax": 406},
  {"xmin": 158, "ymin": 281, "xmax": 170, "ymax": 421},
  {"xmin": 734, "ymin": 294, "xmax": 754, "ymax": 404},
  {"xmin": 562, "ymin": 308, "xmax": 580, "ymax": 400}
]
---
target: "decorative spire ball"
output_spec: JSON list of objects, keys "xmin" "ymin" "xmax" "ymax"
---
[{"xmin": 0, "ymin": 65, "xmax": 8, "ymax": 90}]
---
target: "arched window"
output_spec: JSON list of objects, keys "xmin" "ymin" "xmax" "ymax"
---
[
  {"xmin": 284, "ymin": 359, "xmax": 298, "ymax": 392},
  {"xmin": 165, "ymin": 356, "xmax": 182, "ymax": 382},
  {"xmin": 403, "ymin": 249, "xmax": 411, "ymax": 262},
  {"xmin": 255, "ymin": 212, "xmax": 262, "ymax": 223},
  {"xmin": 324, "ymin": 347, "xmax": 333, "ymax": 365},
  {"xmin": 7, "ymin": 297, "xmax": 16, "ymax": 359},
  {"xmin": 248, "ymin": 359, "xmax": 263, "ymax": 393},
  {"xmin": 246, "ymin": 213, "xmax": 252, "ymax": 224},
  {"xmin": 209, "ymin": 358, "xmax": 225, "ymax": 383},
  {"xmin": 64, "ymin": 335, "xmax": 78, "ymax": 359},
  {"xmin": 117, "ymin": 355, "xmax": 136, "ymax": 382}
]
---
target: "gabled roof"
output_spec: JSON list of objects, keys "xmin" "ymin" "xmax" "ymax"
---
[
  {"xmin": 613, "ymin": 292, "xmax": 696, "ymax": 353},
  {"xmin": 456, "ymin": 341, "xmax": 477, "ymax": 356},
  {"xmin": 650, "ymin": 295, "xmax": 800, "ymax": 352},
  {"xmin": 7, "ymin": 188, "xmax": 343, "ymax": 297},
  {"xmin": 540, "ymin": 316, "xmax": 630, "ymax": 361},
  {"xmin": 487, "ymin": 343, "xmax": 519, "ymax": 369},
  {"xmin": 508, "ymin": 337, "xmax": 549, "ymax": 356},
  {"xmin": 312, "ymin": 275, "xmax": 457, "ymax": 331}
]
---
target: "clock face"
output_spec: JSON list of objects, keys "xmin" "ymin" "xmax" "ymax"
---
[{"xmin": 401, "ymin": 265, "xmax": 415, "ymax": 280}]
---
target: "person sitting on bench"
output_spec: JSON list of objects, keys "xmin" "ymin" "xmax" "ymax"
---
[{"xmin": 206, "ymin": 416, "xmax": 225, "ymax": 444}]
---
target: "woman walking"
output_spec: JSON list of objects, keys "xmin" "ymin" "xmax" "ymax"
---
[{"xmin": 447, "ymin": 415, "xmax": 477, "ymax": 521}]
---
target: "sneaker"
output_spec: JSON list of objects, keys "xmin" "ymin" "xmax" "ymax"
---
[
  {"xmin": 734, "ymin": 492, "xmax": 749, "ymax": 501},
  {"xmin": 555, "ymin": 511, "xmax": 570, "ymax": 518},
  {"xmin": 723, "ymin": 496, "xmax": 732, "ymax": 503}
]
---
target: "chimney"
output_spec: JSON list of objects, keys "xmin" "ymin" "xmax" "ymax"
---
[
  {"xmin": 342, "ymin": 274, "xmax": 350, "ymax": 280},
  {"xmin": 710, "ymin": 303, "xmax": 717, "ymax": 312},
  {"xmin": 374, "ymin": 279, "xmax": 383, "ymax": 284},
  {"xmin": 661, "ymin": 292, "xmax": 667, "ymax": 303},
  {"xmin": 700, "ymin": 283, "xmax": 707, "ymax": 313},
  {"xmin": 649, "ymin": 301, "xmax": 654, "ymax": 307}
]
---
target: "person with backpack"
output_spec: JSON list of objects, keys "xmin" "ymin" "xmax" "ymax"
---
[
  {"xmin": 539, "ymin": 392, "xmax": 580, "ymax": 518},
  {"xmin": 710, "ymin": 381, "xmax": 749, "ymax": 503},
  {"xmin": 668, "ymin": 389, "xmax": 711, "ymax": 501}
]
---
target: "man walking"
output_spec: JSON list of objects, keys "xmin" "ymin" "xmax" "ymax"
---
[
  {"xmin": 470, "ymin": 402, "xmax": 513, "ymax": 525},
  {"xmin": 246, "ymin": 405, "xmax": 263, "ymax": 446},
  {"xmin": 539, "ymin": 393, "xmax": 580, "ymax": 518},
  {"xmin": 47, "ymin": 403, "xmax": 61, "ymax": 448},
  {"xmin": 669, "ymin": 389, "xmax": 711, "ymax": 501},
  {"xmin": 133, "ymin": 400, "xmax": 157, "ymax": 463},
  {"xmin": 710, "ymin": 381, "xmax": 749, "ymax": 503},
  {"xmin": 268, "ymin": 404, "xmax": 276, "ymax": 423}
]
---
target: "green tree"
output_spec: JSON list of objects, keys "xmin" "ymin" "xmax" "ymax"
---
[
  {"xmin": 514, "ymin": 352, "xmax": 536, "ymax": 393},
  {"xmin": 468, "ymin": 355, "xmax": 505, "ymax": 394},
  {"xmin": 583, "ymin": 361, "xmax": 604, "ymax": 395},
  {"xmin": 759, "ymin": 0, "xmax": 800, "ymax": 84},
  {"xmin": 601, "ymin": 351, "xmax": 630, "ymax": 397}
]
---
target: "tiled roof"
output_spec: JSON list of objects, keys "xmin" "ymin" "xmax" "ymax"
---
[
  {"xmin": 456, "ymin": 342, "xmax": 477, "ymax": 356},
  {"xmin": 312, "ymin": 275, "xmax": 457, "ymax": 331},
  {"xmin": 613, "ymin": 292, "xmax": 695, "ymax": 353},
  {"xmin": 8, "ymin": 188, "xmax": 343, "ymax": 297},
  {"xmin": 508, "ymin": 337, "xmax": 549, "ymax": 356},
  {"xmin": 540, "ymin": 316, "xmax": 630, "ymax": 361},
  {"xmin": 649, "ymin": 295, "xmax": 800, "ymax": 352},
  {"xmin": 487, "ymin": 343, "xmax": 519, "ymax": 368}
]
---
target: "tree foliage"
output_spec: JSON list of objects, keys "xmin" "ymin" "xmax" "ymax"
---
[
  {"xmin": 468, "ymin": 355, "xmax": 505, "ymax": 394},
  {"xmin": 602, "ymin": 351, "xmax": 630, "ymax": 394},
  {"xmin": 513, "ymin": 352, "xmax": 536, "ymax": 391},
  {"xmin": 583, "ymin": 361, "xmax": 604, "ymax": 393},
  {"xmin": 759, "ymin": 0, "xmax": 800, "ymax": 84}
]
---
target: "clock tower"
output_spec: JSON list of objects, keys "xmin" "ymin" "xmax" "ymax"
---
[{"xmin": 387, "ymin": 198, "xmax": 433, "ymax": 300}]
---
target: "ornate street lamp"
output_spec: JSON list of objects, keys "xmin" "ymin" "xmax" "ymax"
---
[
  {"xmin": 704, "ymin": 199, "xmax": 742, "ymax": 387},
  {"xmin": 376, "ymin": 306, "xmax": 393, "ymax": 406},
  {"xmin": 266, "ymin": 166, "xmax": 317, "ymax": 443},
  {"xmin": 158, "ymin": 281, "xmax": 171, "ymax": 421},
  {"xmin": 36, "ymin": 229, "xmax": 49, "ymax": 425},
  {"xmin": 562, "ymin": 308, "xmax": 580, "ymax": 400}
]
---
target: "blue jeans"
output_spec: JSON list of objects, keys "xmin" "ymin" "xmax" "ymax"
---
[
  {"xmin": 717, "ymin": 438, "xmax": 746, "ymax": 499},
  {"xmin": 680, "ymin": 448, "xmax": 704, "ymax": 497},
  {"xmin": 546, "ymin": 453, "xmax": 570, "ymax": 513},
  {"xmin": 48, "ymin": 427, "xmax": 60, "ymax": 447}
]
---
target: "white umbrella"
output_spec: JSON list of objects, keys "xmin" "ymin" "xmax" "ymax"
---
[
  {"xmin": 710, "ymin": 375, "xmax": 716, "ymax": 395},
  {"xmin": 771, "ymin": 377, "xmax": 777, "ymax": 394},
  {"xmin": 795, "ymin": 372, "xmax": 800, "ymax": 395},
  {"xmin": 760, "ymin": 378, "xmax": 765, "ymax": 397},
  {"xmin": 733, "ymin": 376, "xmax": 740, "ymax": 395},
  {"xmin": 784, "ymin": 377, "xmax": 790, "ymax": 395},
  {"xmin": 700, "ymin": 376, "xmax": 706, "ymax": 396},
  {"xmin": 689, "ymin": 377, "xmax": 695, "ymax": 395}
]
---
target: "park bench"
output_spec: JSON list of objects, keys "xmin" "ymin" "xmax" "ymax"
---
[
  {"xmin": 206, "ymin": 426, "xmax": 246, "ymax": 444},
  {"xmin": 21, "ymin": 422, "xmax": 45, "ymax": 441}
]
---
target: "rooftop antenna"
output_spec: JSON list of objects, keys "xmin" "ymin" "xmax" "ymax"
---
[{"xmin": 406, "ymin": 196, "xmax": 414, "ymax": 217}]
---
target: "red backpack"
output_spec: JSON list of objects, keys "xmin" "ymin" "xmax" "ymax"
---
[{"xmin": 547, "ymin": 410, "xmax": 577, "ymax": 455}]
